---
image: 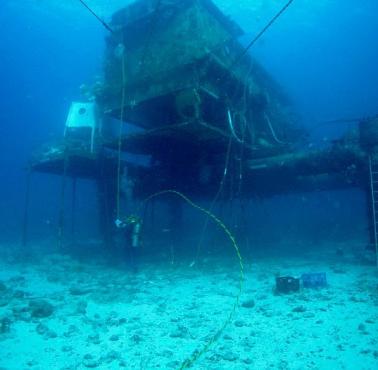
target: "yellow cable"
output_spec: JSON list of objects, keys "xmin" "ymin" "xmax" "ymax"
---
[
  {"xmin": 141, "ymin": 190, "xmax": 244, "ymax": 369},
  {"xmin": 116, "ymin": 45, "xmax": 126, "ymax": 220}
]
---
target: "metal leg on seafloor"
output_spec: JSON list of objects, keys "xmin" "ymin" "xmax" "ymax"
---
[
  {"xmin": 168, "ymin": 197, "xmax": 183, "ymax": 263},
  {"xmin": 57, "ymin": 152, "xmax": 69, "ymax": 251},
  {"xmin": 71, "ymin": 177, "xmax": 77, "ymax": 246},
  {"xmin": 21, "ymin": 169, "xmax": 32, "ymax": 258}
]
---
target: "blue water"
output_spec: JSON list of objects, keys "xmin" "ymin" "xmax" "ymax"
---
[{"xmin": 0, "ymin": 0, "xmax": 377, "ymax": 244}]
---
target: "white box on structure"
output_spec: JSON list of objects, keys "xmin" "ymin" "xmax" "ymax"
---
[{"xmin": 64, "ymin": 102, "xmax": 98, "ymax": 152}]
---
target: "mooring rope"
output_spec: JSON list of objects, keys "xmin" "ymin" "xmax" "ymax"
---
[
  {"xmin": 77, "ymin": 0, "xmax": 114, "ymax": 34},
  {"xmin": 229, "ymin": 0, "xmax": 295, "ymax": 71}
]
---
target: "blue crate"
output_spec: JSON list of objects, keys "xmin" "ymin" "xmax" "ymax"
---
[{"xmin": 301, "ymin": 273, "xmax": 327, "ymax": 288}]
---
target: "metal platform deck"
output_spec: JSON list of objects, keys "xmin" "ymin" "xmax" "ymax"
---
[{"xmin": 30, "ymin": 146, "xmax": 116, "ymax": 179}]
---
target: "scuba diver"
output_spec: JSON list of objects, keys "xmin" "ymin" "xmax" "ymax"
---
[{"xmin": 115, "ymin": 215, "xmax": 142, "ymax": 272}]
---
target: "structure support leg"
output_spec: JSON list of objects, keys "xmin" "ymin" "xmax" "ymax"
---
[{"xmin": 21, "ymin": 169, "xmax": 32, "ymax": 256}]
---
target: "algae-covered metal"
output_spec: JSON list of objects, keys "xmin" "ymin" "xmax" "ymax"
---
[{"xmin": 97, "ymin": 0, "xmax": 298, "ymax": 152}]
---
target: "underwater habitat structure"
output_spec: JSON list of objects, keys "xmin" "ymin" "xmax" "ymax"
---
[{"xmin": 27, "ymin": 0, "xmax": 377, "ymax": 264}]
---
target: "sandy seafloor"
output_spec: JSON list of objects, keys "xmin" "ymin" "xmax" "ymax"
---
[{"xmin": 0, "ymin": 244, "xmax": 377, "ymax": 370}]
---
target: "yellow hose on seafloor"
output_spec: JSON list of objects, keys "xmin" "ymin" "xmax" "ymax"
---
[{"xmin": 141, "ymin": 190, "xmax": 244, "ymax": 369}]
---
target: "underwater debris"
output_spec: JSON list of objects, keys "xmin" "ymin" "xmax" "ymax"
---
[{"xmin": 275, "ymin": 276, "xmax": 300, "ymax": 294}]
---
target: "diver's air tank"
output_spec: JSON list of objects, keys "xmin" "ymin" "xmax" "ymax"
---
[{"xmin": 131, "ymin": 221, "xmax": 141, "ymax": 248}]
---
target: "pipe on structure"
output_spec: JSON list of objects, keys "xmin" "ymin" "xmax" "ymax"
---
[{"xmin": 248, "ymin": 145, "xmax": 366, "ymax": 176}]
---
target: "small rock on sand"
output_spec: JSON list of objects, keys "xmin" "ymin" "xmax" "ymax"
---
[{"xmin": 29, "ymin": 299, "xmax": 54, "ymax": 318}]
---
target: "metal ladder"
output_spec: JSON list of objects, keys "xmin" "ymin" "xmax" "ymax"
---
[{"xmin": 368, "ymin": 155, "xmax": 378, "ymax": 266}]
